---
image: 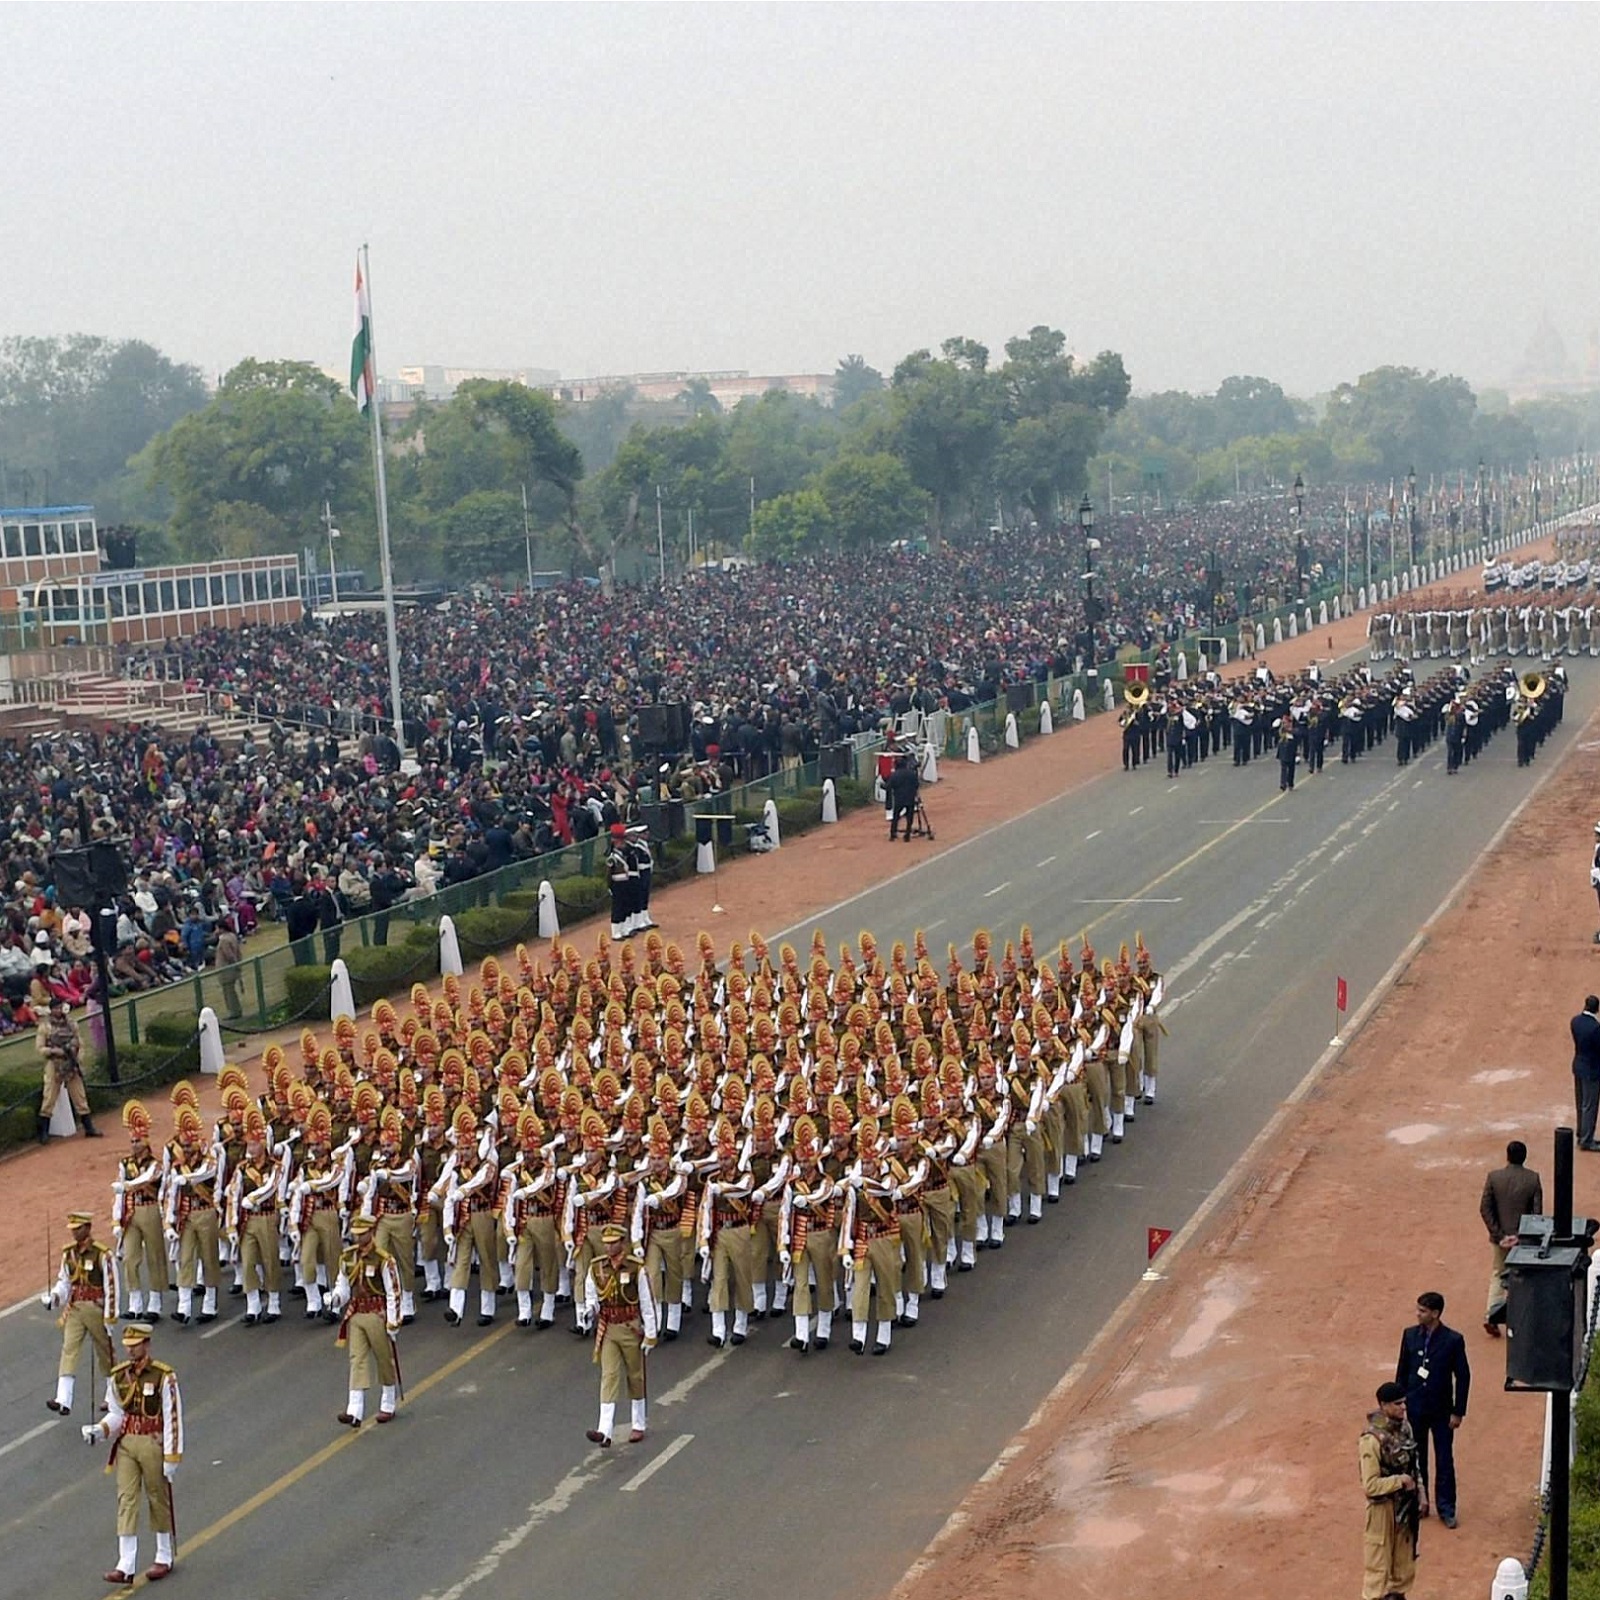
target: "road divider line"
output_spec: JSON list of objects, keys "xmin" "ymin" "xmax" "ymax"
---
[
  {"xmin": 982, "ymin": 882, "xmax": 1010, "ymax": 898},
  {"xmin": 200, "ymin": 1312, "xmax": 247, "ymax": 1340},
  {"xmin": 1076, "ymin": 897, "xmax": 1182, "ymax": 905},
  {"xmin": 0, "ymin": 1419, "xmax": 57, "ymax": 1460},
  {"xmin": 618, "ymin": 1432, "xmax": 695, "ymax": 1492},
  {"xmin": 658, "ymin": 1347, "xmax": 730, "ymax": 1407}
]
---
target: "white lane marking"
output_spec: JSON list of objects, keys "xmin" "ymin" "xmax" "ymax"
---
[
  {"xmin": 0, "ymin": 1419, "xmax": 57, "ymax": 1460},
  {"xmin": 1075, "ymin": 897, "xmax": 1182, "ymax": 905},
  {"xmin": 1129, "ymin": 806, "xmax": 1144, "ymax": 815},
  {"xmin": 417, "ymin": 1451, "xmax": 610, "ymax": 1600},
  {"xmin": 924, "ymin": 919, "xmax": 946, "ymax": 933},
  {"xmin": 200, "ymin": 1312, "xmax": 247, "ymax": 1340},
  {"xmin": 658, "ymin": 1348, "xmax": 730, "ymax": 1407},
  {"xmin": 887, "ymin": 682, "xmax": 1591, "ymax": 1600},
  {"xmin": 618, "ymin": 1432, "xmax": 695, "ymax": 1492},
  {"xmin": 1038, "ymin": 853, "xmax": 1059, "ymax": 867},
  {"xmin": 0, "ymin": 1294, "xmax": 48, "ymax": 1321},
  {"xmin": 982, "ymin": 882, "xmax": 1010, "ymax": 898}
]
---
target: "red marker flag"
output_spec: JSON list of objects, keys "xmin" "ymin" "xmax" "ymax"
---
[
  {"xmin": 1336, "ymin": 976, "xmax": 1349, "ymax": 1013},
  {"xmin": 1147, "ymin": 1226, "xmax": 1173, "ymax": 1261}
]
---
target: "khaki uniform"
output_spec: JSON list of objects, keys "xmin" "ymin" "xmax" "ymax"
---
[
  {"xmin": 38, "ymin": 1013, "xmax": 90, "ymax": 1121},
  {"xmin": 1359, "ymin": 1426, "xmax": 1418, "ymax": 1598},
  {"xmin": 335, "ymin": 1246, "xmax": 401, "ymax": 1390},
  {"xmin": 104, "ymin": 1357, "xmax": 183, "ymax": 1537},
  {"xmin": 115, "ymin": 1152, "xmax": 169, "ymax": 1307},
  {"xmin": 784, "ymin": 1173, "xmax": 840, "ymax": 1317},
  {"xmin": 55, "ymin": 1240, "xmax": 118, "ymax": 1386}
]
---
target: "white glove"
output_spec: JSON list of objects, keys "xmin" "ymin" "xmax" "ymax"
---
[
  {"xmin": 82, "ymin": 1424, "xmax": 100, "ymax": 1444},
  {"xmin": 111, "ymin": 1180, "xmax": 126, "ymax": 1194},
  {"xmin": 163, "ymin": 1461, "xmax": 178, "ymax": 1482},
  {"xmin": 953, "ymin": 1154, "xmax": 968, "ymax": 1167},
  {"xmin": 646, "ymin": 1193, "xmax": 661, "ymax": 1210}
]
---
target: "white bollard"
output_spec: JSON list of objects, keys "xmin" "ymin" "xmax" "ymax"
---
[
  {"xmin": 1175, "ymin": 650, "xmax": 1188, "ymax": 681},
  {"xmin": 330, "ymin": 958, "xmax": 355, "ymax": 1021},
  {"xmin": 1102, "ymin": 678, "xmax": 1115, "ymax": 713},
  {"xmin": 1288, "ymin": 613, "xmax": 1298, "ymax": 638},
  {"xmin": 1358, "ymin": 584, "xmax": 1367, "ymax": 609},
  {"xmin": 696, "ymin": 835, "xmax": 716, "ymax": 874},
  {"xmin": 1380, "ymin": 579, "xmax": 1389, "ymax": 603},
  {"xmin": 821, "ymin": 779, "xmax": 839, "ymax": 823},
  {"xmin": 763, "ymin": 797, "xmax": 780, "ymax": 848},
  {"xmin": 47, "ymin": 1082, "xmax": 78, "ymax": 1137},
  {"xmin": 1039, "ymin": 698, "xmax": 1054, "ymax": 735},
  {"xmin": 1304, "ymin": 606, "xmax": 1312, "ymax": 633},
  {"xmin": 439, "ymin": 914, "xmax": 464, "ymax": 978},
  {"xmin": 1216, "ymin": 637, "xmax": 1228, "ymax": 665},
  {"xmin": 1197, "ymin": 651, "xmax": 1207, "ymax": 674},
  {"xmin": 966, "ymin": 725, "xmax": 981, "ymax": 763},
  {"xmin": 1490, "ymin": 1556, "xmax": 1529, "ymax": 1600},
  {"xmin": 920, "ymin": 742, "xmax": 939, "ymax": 784},
  {"xmin": 1319, "ymin": 600, "xmax": 1329, "ymax": 626},
  {"xmin": 198, "ymin": 1006, "xmax": 224, "ymax": 1075},
  {"xmin": 1004, "ymin": 712, "xmax": 1020, "ymax": 749},
  {"xmin": 1072, "ymin": 688, "xmax": 1087, "ymax": 722},
  {"xmin": 537, "ymin": 879, "xmax": 560, "ymax": 937},
  {"xmin": 1272, "ymin": 617, "xmax": 1284, "ymax": 645},
  {"xmin": 1254, "ymin": 622, "xmax": 1266, "ymax": 652}
]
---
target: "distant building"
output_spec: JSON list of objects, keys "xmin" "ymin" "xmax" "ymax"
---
[
  {"xmin": 1502, "ymin": 314, "xmax": 1600, "ymax": 401},
  {"xmin": 543, "ymin": 370, "xmax": 837, "ymax": 409},
  {"xmin": 393, "ymin": 363, "xmax": 560, "ymax": 400},
  {"xmin": 0, "ymin": 505, "xmax": 301, "ymax": 648}
]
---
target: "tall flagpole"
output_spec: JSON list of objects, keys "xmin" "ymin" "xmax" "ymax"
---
[{"xmin": 359, "ymin": 244, "xmax": 408, "ymax": 758}]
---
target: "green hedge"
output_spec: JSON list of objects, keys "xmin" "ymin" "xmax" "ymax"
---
[
  {"xmin": 1535, "ymin": 1377, "xmax": 1600, "ymax": 1598},
  {"xmin": 144, "ymin": 1012, "xmax": 200, "ymax": 1049},
  {"xmin": 345, "ymin": 942, "xmax": 438, "ymax": 1006},
  {"xmin": 554, "ymin": 875, "xmax": 610, "ymax": 919},
  {"xmin": 454, "ymin": 904, "xmax": 536, "ymax": 961},
  {"xmin": 283, "ymin": 964, "xmax": 333, "ymax": 1021}
]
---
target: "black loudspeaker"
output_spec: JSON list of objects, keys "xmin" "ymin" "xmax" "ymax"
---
[
  {"xmin": 636, "ymin": 704, "xmax": 672, "ymax": 746},
  {"xmin": 1005, "ymin": 683, "xmax": 1032, "ymax": 713},
  {"xmin": 642, "ymin": 801, "xmax": 685, "ymax": 843},
  {"xmin": 52, "ymin": 842, "xmax": 130, "ymax": 908},
  {"xmin": 820, "ymin": 743, "xmax": 853, "ymax": 780},
  {"xmin": 1506, "ymin": 1244, "xmax": 1587, "ymax": 1391},
  {"xmin": 665, "ymin": 702, "xmax": 690, "ymax": 747}
]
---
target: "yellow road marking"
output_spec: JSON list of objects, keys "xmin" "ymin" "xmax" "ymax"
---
[
  {"xmin": 1077, "ymin": 789, "xmax": 1285, "ymax": 942},
  {"xmin": 101, "ymin": 1320, "xmax": 516, "ymax": 1596}
]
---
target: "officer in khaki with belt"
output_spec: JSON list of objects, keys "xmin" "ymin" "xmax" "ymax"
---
[
  {"xmin": 45, "ymin": 1207, "xmax": 119, "ymax": 1415},
  {"xmin": 329, "ymin": 1213, "xmax": 402, "ymax": 1429},
  {"xmin": 583, "ymin": 1222, "xmax": 658, "ymax": 1447},
  {"xmin": 81, "ymin": 1320, "xmax": 184, "ymax": 1585}
]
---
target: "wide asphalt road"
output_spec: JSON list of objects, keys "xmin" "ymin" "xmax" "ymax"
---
[{"xmin": 2, "ymin": 661, "xmax": 1590, "ymax": 1600}]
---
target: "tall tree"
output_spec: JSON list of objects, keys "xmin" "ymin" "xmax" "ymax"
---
[{"xmin": 832, "ymin": 354, "xmax": 884, "ymax": 412}]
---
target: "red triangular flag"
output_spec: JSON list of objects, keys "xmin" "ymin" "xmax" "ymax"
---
[{"xmin": 1147, "ymin": 1226, "xmax": 1173, "ymax": 1261}]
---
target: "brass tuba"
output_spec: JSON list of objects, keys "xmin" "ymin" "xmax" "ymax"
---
[
  {"xmin": 1520, "ymin": 671, "xmax": 1546, "ymax": 701},
  {"xmin": 1124, "ymin": 681, "xmax": 1150, "ymax": 709}
]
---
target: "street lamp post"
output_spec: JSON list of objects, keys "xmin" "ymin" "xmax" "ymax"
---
[
  {"xmin": 1292, "ymin": 472, "xmax": 1307, "ymax": 598},
  {"xmin": 321, "ymin": 501, "xmax": 341, "ymax": 612},
  {"xmin": 1477, "ymin": 457, "xmax": 1488, "ymax": 551},
  {"xmin": 1405, "ymin": 467, "xmax": 1417, "ymax": 573},
  {"xmin": 1079, "ymin": 493, "xmax": 1098, "ymax": 664},
  {"xmin": 1534, "ymin": 453, "xmax": 1542, "ymax": 533}
]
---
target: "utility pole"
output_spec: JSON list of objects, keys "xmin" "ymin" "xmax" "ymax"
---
[
  {"xmin": 521, "ymin": 483, "xmax": 534, "ymax": 592},
  {"xmin": 656, "ymin": 485, "xmax": 666, "ymax": 589},
  {"xmin": 320, "ymin": 501, "xmax": 340, "ymax": 612}
]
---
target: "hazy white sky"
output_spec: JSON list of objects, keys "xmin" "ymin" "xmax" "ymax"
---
[{"xmin": 7, "ymin": 2, "xmax": 1597, "ymax": 396}]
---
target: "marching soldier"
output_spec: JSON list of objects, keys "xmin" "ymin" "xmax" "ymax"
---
[
  {"xmin": 45, "ymin": 1208, "xmax": 118, "ymax": 1416},
  {"xmin": 288, "ymin": 1103, "xmax": 344, "ymax": 1321},
  {"xmin": 504, "ymin": 1107, "xmax": 563, "ymax": 1329},
  {"xmin": 1133, "ymin": 936, "xmax": 1165, "ymax": 1105},
  {"xmin": 364, "ymin": 1106, "xmax": 419, "ymax": 1325},
  {"xmin": 81, "ymin": 1321, "xmax": 183, "ymax": 1585},
  {"xmin": 227, "ymin": 1108, "xmax": 285, "ymax": 1325},
  {"xmin": 165, "ymin": 1104, "xmax": 224, "ymax": 1326},
  {"xmin": 583, "ymin": 1221, "xmax": 658, "ymax": 1447},
  {"xmin": 700, "ymin": 1113, "xmax": 756, "ymax": 1348},
  {"xmin": 842, "ymin": 1115, "xmax": 902, "ymax": 1355},
  {"xmin": 779, "ymin": 1113, "xmax": 841, "ymax": 1352},
  {"xmin": 113, "ymin": 1101, "xmax": 168, "ymax": 1320},
  {"xmin": 329, "ymin": 1213, "xmax": 402, "ymax": 1429},
  {"xmin": 633, "ymin": 1113, "xmax": 690, "ymax": 1341},
  {"xmin": 442, "ymin": 1104, "xmax": 501, "ymax": 1328}
]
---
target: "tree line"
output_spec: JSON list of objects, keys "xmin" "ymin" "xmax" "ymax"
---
[{"xmin": 1, "ymin": 330, "xmax": 1595, "ymax": 586}]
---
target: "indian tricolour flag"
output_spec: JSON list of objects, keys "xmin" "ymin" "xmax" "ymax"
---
[{"xmin": 351, "ymin": 255, "xmax": 376, "ymax": 411}]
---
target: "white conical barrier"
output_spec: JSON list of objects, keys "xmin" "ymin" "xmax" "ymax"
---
[
  {"xmin": 920, "ymin": 742, "xmax": 939, "ymax": 783},
  {"xmin": 763, "ymin": 798, "xmax": 780, "ymax": 848},
  {"xmin": 1273, "ymin": 617, "xmax": 1284, "ymax": 644},
  {"xmin": 1175, "ymin": 651, "xmax": 1188, "ymax": 681},
  {"xmin": 1379, "ymin": 579, "xmax": 1389, "ymax": 603},
  {"xmin": 330, "ymin": 958, "xmax": 355, "ymax": 1021},
  {"xmin": 439, "ymin": 915, "xmax": 464, "ymax": 978},
  {"xmin": 966, "ymin": 725, "xmax": 981, "ymax": 763},
  {"xmin": 1215, "ymin": 638, "xmax": 1228, "ymax": 665},
  {"xmin": 1303, "ymin": 607, "xmax": 1313, "ymax": 632},
  {"xmin": 1004, "ymin": 712, "xmax": 1020, "ymax": 749},
  {"xmin": 1197, "ymin": 651, "xmax": 1207, "ymax": 674},
  {"xmin": 1358, "ymin": 585, "xmax": 1367, "ymax": 609},
  {"xmin": 48, "ymin": 1084, "xmax": 77, "ymax": 1137},
  {"xmin": 1288, "ymin": 614, "xmax": 1298, "ymax": 638},
  {"xmin": 1102, "ymin": 679, "xmax": 1115, "ymax": 712},
  {"xmin": 1491, "ymin": 1555, "xmax": 1528, "ymax": 1600},
  {"xmin": 198, "ymin": 1006, "xmax": 224, "ymax": 1074},
  {"xmin": 1254, "ymin": 623, "xmax": 1266, "ymax": 652},
  {"xmin": 1072, "ymin": 688, "xmax": 1087, "ymax": 721},
  {"xmin": 1429, "ymin": 561, "xmax": 1437, "ymax": 582},
  {"xmin": 821, "ymin": 779, "xmax": 839, "ymax": 823},
  {"xmin": 1038, "ymin": 698, "xmax": 1054, "ymax": 735},
  {"xmin": 696, "ymin": 837, "xmax": 716, "ymax": 874},
  {"xmin": 537, "ymin": 879, "xmax": 560, "ymax": 937}
]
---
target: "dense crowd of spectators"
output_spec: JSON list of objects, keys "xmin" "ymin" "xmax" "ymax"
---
[{"xmin": 0, "ymin": 486, "xmax": 1404, "ymax": 1025}]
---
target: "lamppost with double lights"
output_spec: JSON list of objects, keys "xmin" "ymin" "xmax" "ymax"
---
[
  {"xmin": 1477, "ymin": 456, "xmax": 1488, "ymax": 549},
  {"xmin": 1292, "ymin": 472, "xmax": 1307, "ymax": 598},
  {"xmin": 1079, "ymin": 493, "xmax": 1100, "ymax": 663},
  {"xmin": 1405, "ymin": 466, "xmax": 1418, "ymax": 571}
]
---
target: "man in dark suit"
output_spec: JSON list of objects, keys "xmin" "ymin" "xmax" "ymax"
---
[
  {"xmin": 1479, "ymin": 1140, "xmax": 1542, "ymax": 1336},
  {"xmin": 1395, "ymin": 1291, "xmax": 1470, "ymax": 1528},
  {"xmin": 1571, "ymin": 996, "xmax": 1600, "ymax": 1150}
]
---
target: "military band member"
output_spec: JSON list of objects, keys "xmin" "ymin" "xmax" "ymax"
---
[
  {"xmin": 165, "ymin": 1105, "xmax": 223, "ymax": 1326},
  {"xmin": 504, "ymin": 1108, "xmax": 563, "ymax": 1329},
  {"xmin": 46, "ymin": 1208, "xmax": 118, "ymax": 1416},
  {"xmin": 81, "ymin": 1321, "xmax": 183, "ymax": 1585},
  {"xmin": 288, "ymin": 1103, "xmax": 345, "ymax": 1320},
  {"xmin": 583, "ymin": 1222, "xmax": 658, "ymax": 1447},
  {"xmin": 113, "ymin": 1101, "xmax": 168, "ymax": 1320},
  {"xmin": 364, "ymin": 1106, "xmax": 419, "ymax": 1324},
  {"xmin": 226, "ymin": 1108, "xmax": 286, "ymax": 1325},
  {"xmin": 329, "ymin": 1213, "xmax": 402, "ymax": 1428}
]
